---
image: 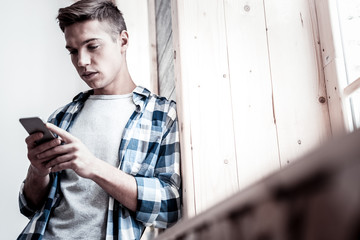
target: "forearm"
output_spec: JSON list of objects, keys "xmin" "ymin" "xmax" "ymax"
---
[
  {"xmin": 90, "ymin": 159, "xmax": 138, "ymax": 212},
  {"xmin": 23, "ymin": 165, "xmax": 51, "ymax": 209}
]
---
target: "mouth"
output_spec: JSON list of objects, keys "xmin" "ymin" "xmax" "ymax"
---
[{"xmin": 81, "ymin": 71, "xmax": 98, "ymax": 80}]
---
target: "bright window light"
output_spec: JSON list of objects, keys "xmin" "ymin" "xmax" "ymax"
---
[{"xmin": 337, "ymin": 0, "xmax": 360, "ymax": 130}]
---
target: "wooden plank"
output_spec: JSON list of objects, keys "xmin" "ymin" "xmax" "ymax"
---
[
  {"xmin": 171, "ymin": 0, "xmax": 196, "ymax": 219},
  {"xmin": 324, "ymin": 59, "xmax": 352, "ymax": 132},
  {"xmin": 157, "ymin": 38, "xmax": 176, "ymax": 101},
  {"xmin": 223, "ymin": 0, "xmax": 281, "ymax": 190},
  {"xmin": 314, "ymin": 0, "xmax": 350, "ymax": 134},
  {"xmin": 183, "ymin": 0, "xmax": 239, "ymax": 214},
  {"xmin": 156, "ymin": 0, "xmax": 176, "ymax": 101},
  {"xmin": 344, "ymin": 77, "xmax": 360, "ymax": 97},
  {"xmin": 264, "ymin": 0, "xmax": 332, "ymax": 165},
  {"xmin": 172, "ymin": 0, "xmax": 239, "ymax": 215}
]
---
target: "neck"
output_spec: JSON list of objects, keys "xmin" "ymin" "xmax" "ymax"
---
[{"xmin": 94, "ymin": 60, "xmax": 136, "ymax": 95}]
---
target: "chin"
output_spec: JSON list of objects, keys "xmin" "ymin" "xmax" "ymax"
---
[{"xmin": 84, "ymin": 79, "xmax": 102, "ymax": 89}]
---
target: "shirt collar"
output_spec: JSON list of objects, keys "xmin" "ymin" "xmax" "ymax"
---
[
  {"xmin": 72, "ymin": 89, "xmax": 94, "ymax": 102},
  {"xmin": 72, "ymin": 86, "xmax": 151, "ymax": 112},
  {"xmin": 132, "ymin": 86, "xmax": 151, "ymax": 112}
]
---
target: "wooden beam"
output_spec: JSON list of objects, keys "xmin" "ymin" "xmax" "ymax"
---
[
  {"xmin": 314, "ymin": 0, "xmax": 351, "ymax": 134},
  {"xmin": 171, "ymin": 0, "xmax": 197, "ymax": 219},
  {"xmin": 344, "ymin": 77, "xmax": 360, "ymax": 97}
]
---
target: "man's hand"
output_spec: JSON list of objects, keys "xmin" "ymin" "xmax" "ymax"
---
[
  {"xmin": 24, "ymin": 131, "xmax": 62, "ymax": 209},
  {"xmin": 26, "ymin": 132, "xmax": 62, "ymax": 177},
  {"xmin": 33, "ymin": 123, "xmax": 138, "ymax": 212},
  {"xmin": 39, "ymin": 123, "xmax": 101, "ymax": 179}
]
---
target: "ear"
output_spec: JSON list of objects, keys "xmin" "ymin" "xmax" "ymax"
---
[{"xmin": 119, "ymin": 30, "xmax": 129, "ymax": 53}]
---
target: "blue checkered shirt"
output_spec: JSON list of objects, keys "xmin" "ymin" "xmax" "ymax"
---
[{"xmin": 18, "ymin": 86, "xmax": 181, "ymax": 240}]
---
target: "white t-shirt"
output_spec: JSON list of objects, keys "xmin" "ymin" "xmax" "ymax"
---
[{"xmin": 44, "ymin": 93, "xmax": 136, "ymax": 240}]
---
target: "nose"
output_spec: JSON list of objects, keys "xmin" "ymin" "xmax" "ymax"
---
[{"xmin": 77, "ymin": 51, "xmax": 90, "ymax": 67}]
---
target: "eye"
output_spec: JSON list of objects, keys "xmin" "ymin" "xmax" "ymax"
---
[
  {"xmin": 88, "ymin": 45, "xmax": 99, "ymax": 51},
  {"xmin": 68, "ymin": 49, "xmax": 78, "ymax": 55}
]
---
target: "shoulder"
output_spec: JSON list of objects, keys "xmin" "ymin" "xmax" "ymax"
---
[
  {"xmin": 134, "ymin": 86, "xmax": 177, "ymax": 120},
  {"xmin": 132, "ymin": 87, "xmax": 178, "ymax": 133},
  {"xmin": 47, "ymin": 89, "xmax": 93, "ymax": 125},
  {"xmin": 151, "ymin": 93, "xmax": 177, "ymax": 117}
]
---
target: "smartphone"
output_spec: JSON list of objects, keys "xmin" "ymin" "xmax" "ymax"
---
[{"xmin": 19, "ymin": 117, "xmax": 56, "ymax": 145}]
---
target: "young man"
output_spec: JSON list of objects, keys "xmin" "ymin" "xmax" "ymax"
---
[{"xmin": 18, "ymin": 0, "xmax": 181, "ymax": 239}]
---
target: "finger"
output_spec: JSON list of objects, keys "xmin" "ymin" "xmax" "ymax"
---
[
  {"xmin": 25, "ymin": 132, "xmax": 44, "ymax": 149},
  {"xmin": 51, "ymin": 161, "xmax": 73, "ymax": 173},
  {"xmin": 37, "ymin": 142, "xmax": 72, "ymax": 160},
  {"xmin": 28, "ymin": 148, "xmax": 58, "ymax": 165},
  {"xmin": 31, "ymin": 138, "xmax": 62, "ymax": 158},
  {"xmin": 46, "ymin": 123, "xmax": 76, "ymax": 144},
  {"xmin": 46, "ymin": 154, "xmax": 75, "ymax": 169},
  {"xmin": 27, "ymin": 154, "xmax": 54, "ymax": 175},
  {"xmin": 29, "ymin": 151, "xmax": 53, "ymax": 163}
]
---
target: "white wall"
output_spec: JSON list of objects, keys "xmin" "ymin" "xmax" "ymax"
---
[
  {"xmin": 0, "ymin": 0, "xmax": 85, "ymax": 238},
  {"xmin": 0, "ymin": 1, "xmax": 150, "ymax": 238},
  {"xmin": 116, "ymin": 0, "xmax": 152, "ymax": 90}
]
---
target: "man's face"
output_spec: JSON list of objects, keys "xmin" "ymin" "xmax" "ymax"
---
[{"xmin": 64, "ymin": 20, "xmax": 126, "ymax": 95}]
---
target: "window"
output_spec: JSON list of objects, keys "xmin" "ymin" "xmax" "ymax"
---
[{"xmin": 337, "ymin": 0, "xmax": 360, "ymax": 131}]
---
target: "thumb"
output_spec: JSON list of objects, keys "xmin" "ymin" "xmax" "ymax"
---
[{"xmin": 46, "ymin": 123, "xmax": 74, "ymax": 143}]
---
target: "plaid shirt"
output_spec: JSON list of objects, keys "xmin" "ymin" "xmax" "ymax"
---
[{"xmin": 18, "ymin": 86, "xmax": 181, "ymax": 240}]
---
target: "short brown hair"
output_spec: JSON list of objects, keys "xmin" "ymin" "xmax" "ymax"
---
[{"xmin": 57, "ymin": 0, "xmax": 127, "ymax": 37}]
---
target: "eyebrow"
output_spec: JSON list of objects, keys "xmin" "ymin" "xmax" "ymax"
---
[{"xmin": 65, "ymin": 38, "xmax": 100, "ymax": 50}]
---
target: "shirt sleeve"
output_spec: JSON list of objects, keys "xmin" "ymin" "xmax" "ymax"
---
[
  {"xmin": 18, "ymin": 173, "xmax": 60, "ymax": 219},
  {"xmin": 19, "ymin": 181, "xmax": 37, "ymax": 219},
  {"xmin": 134, "ymin": 105, "xmax": 181, "ymax": 228}
]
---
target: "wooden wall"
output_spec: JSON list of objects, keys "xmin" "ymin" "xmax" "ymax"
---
[{"xmin": 171, "ymin": 0, "xmax": 332, "ymax": 218}]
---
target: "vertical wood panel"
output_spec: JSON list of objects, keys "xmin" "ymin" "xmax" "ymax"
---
[
  {"xmin": 171, "ymin": 0, "xmax": 196, "ymax": 219},
  {"xmin": 224, "ymin": 0, "xmax": 281, "ymax": 190},
  {"xmin": 314, "ymin": 0, "xmax": 350, "ymax": 134},
  {"xmin": 172, "ymin": 0, "xmax": 239, "ymax": 215},
  {"xmin": 264, "ymin": 0, "xmax": 331, "ymax": 165},
  {"xmin": 155, "ymin": 0, "xmax": 176, "ymax": 101}
]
